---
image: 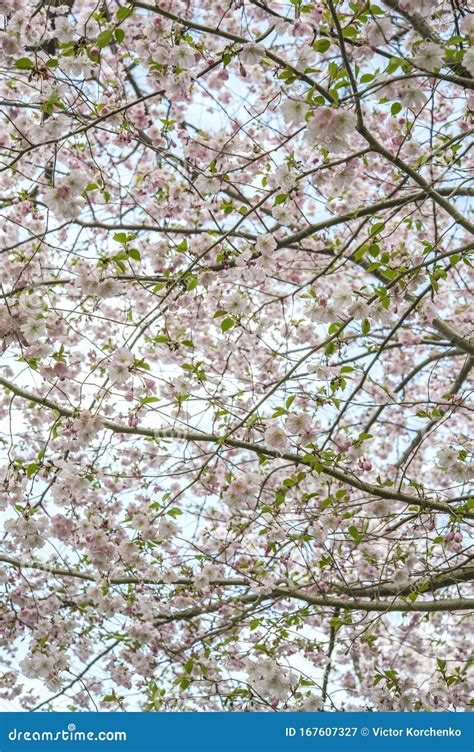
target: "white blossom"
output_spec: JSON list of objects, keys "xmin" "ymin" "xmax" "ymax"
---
[
  {"xmin": 158, "ymin": 517, "xmax": 180, "ymax": 540},
  {"xmin": 281, "ymin": 97, "xmax": 310, "ymax": 126},
  {"xmin": 348, "ymin": 300, "xmax": 371, "ymax": 320},
  {"xmin": 366, "ymin": 18, "xmax": 393, "ymax": 47},
  {"xmin": 463, "ymin": 47, "xmax": 474, "ymax": 75},
  {"xmin": 170, "ymin": 44, "xmax": 195, "ymax": 69},
  {"xmin": 20, "ymin": 318, "xmax": 47, "ymax": 341},
  {"xmin": 264, "ymin": 423, "xmax": 290, "ymax": 452},
  {"xmin": 43, "ymin": 171, "xmax": 89, "ymax": 220},
  {"xmin": 195, "ymin": 174, "xmax": 220, "ymax": 195},
  {"xmin": 306, "ymin": 107, "xmax": 357, "ymax": 153},
  {"xmin": 272, "ymin": 162, "xmax": 298, "ymax": 191},
  {"xmin": 240, "ymin": 43, "xmax": 265, "ymax": 66},
  {"xmin": 225, "ymin": 291, "xmax": 250, "ymax": 316},
  {"xmin": 255, "ymin": 233, "xmax": 277, "ymax": 257},
  {"xmin": 271, "ymin": 203, "xmax": 294, "ymax": 226},
  {"xmin": 223, "ymin": 473, "xmax": 260, "ymax": 511},
  {"xmin": 285, "ymin": 412, "xmax": 313, "ymax": 436},
  {"xmin": 461, "ymin": 15, "xmax": 474, "ymax": 38},
  {"xmin": 413, "ymin": 42, "xmax": 444, "ymax": 71},
  {"xmin": 399, "ymin": 0, "xmax": 436, "ymax": 17},
  {"xmin": 246, "ymin": 657, "xmax": 293, "ymax": 702},
  {"xmin": 107, "ymin": 346, "xmax": 134, "ymax": 384},
  {"xmin": 72, "ymin": 411, "xmax": 103, "ymax": 445},
  {"xmin": 396, "ymin": 80, "xmax": 428, "ymax": 110}
]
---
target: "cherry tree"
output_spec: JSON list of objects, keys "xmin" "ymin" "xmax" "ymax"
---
[{"xmin": 0, "ymin": 0, "xmax": 473, "ymax": 712}]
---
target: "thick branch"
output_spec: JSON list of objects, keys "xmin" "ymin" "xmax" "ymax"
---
[
  {"xmin": 382, "ymin": 0, "xmax": 472, "ymax": 80},
  {"xmin": 0, "ymin": 376, "xmax": 468, "ymax": 517},
  {"xmin": 1, "ymin": 555, "xmax": 473, "ymax": 612}
]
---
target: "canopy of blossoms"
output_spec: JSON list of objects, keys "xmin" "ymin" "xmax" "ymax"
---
[{"xmin": 0, "ymin": 0, "xmax": 472, "ymax": 712}]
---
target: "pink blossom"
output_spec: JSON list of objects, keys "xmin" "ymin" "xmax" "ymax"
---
[{"xmin": 264, "ymin": 424, "xmax": 290, "ymax": 452}]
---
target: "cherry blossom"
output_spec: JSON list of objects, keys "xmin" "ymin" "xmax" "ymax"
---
[
  {"xmin": 0, "ymin": 0, "xmax": 472, "ymax": 715},
  {"xmin": 413, "ymin": 43, "xmax": 445, "ymax": 71},
  {"xmin": 255, "ymin": 233, "xmax": 278, "ymax": 257},
  {"xmin": 306, "ymin": 107, "xmax": 358, "ymax": 153},
  {"xmin": 107, "ymin": 347, "xmax": 134, "ymax": 385},
  {"xmin": 240, "ymin": 43, "xmax": 266, "ymax": 67},
  {"xmin": 264, "ymin": 424, "xmax": 291, "ymax": 452},
  {"xmin": 280, "ymin": 97, "xmax": 310, "ymax": 126}
]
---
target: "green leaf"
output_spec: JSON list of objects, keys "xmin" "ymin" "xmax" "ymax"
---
[
  {"xmin": 369, "ymin": 221, "xmax": 385, "ymax": 236},
  {"xmin": 134, "ymin": 357, "xmax": 150, "ymax": 371},
  {"xmin": 15, "ymin": 57, "xmax": 34, "ymax": 70},
  {"xmin": 385, "ymin": 56, "xmax": 403, "ymax": 74},
  {"xmin": 97, "ymin": 30, "xmax": 113, "ymax": 48},
  {"xmin": 361, "ymin": 318, "xmax": 371, "ymax": 335},
  {"xmin": 167, "ymin": 507, "xmax": 183, "ymax": 518},
  {"xmin": 369, "ymin": 243, "xmax": 380, "ymax": 257},
  {"xmin": 113, "ymin": 258, "xmax": 125, "ymax": 272},
  {"xmin": 127, "ymin": 248, "xmax": 141, "ymax": 261},
  {"xmin": 342, "ymin": 25, "xmax": 358, "ymax": 38},
  {"xmin": 391, "ymin": 101, "xmax": 402, "ymax": 116},
  {"xmin": 40, "ymin": 89, "xmax": 64, "ymax": 116},
  {"xmin": 114, "ymin": 28, "xmax": 125, "ymax": 43},
  {"xmin": 313, "ymin": 39, "xmax": 331, "ymax": 53},
  {"xmin": 320, "ymin": 497, "xmax": 333, "ymax": 511},
  {"xmin": 380, "ymin": 267, "xmax": 398, "ymax": 280},
  {"xmin": 113, "ymin": 232, "xmax": 127, "ymax": 243},
  {"xmin": 185, "ymin": 274, "xmax": 198, "ymax": 291},
  {"xmin": 26, "ymin": 463, "xmax": 40, "ymax": 478},
  {"xmin": 348, "ymin": 525, "xmax": 363, "ymax": 544},
  {"xmin": 220, "ymin": 318, "xmax": 234, "ymax": 332},
  {"xmin": 325, "ymin": 341, "xmax": 336, "ymax": 357},
  {"xmin": 116, "ymin": 6, "xmax": 134, "ymax": 21}
]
